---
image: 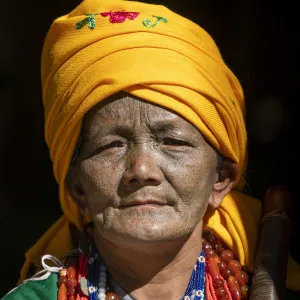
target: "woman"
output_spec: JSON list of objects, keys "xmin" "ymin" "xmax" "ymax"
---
[{"xmin": 2, "ymin": 0, "xmax": 300, "ymax": 299}]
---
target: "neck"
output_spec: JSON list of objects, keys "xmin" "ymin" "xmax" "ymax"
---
[{"xmin": 93, "ymin": 221, "xmax": 203, "ymax": 300}]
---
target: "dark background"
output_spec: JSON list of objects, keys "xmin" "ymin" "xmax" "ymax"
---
[{"xmin": 0, "ymin": 0, "xmax": 299, "ymax": 296}]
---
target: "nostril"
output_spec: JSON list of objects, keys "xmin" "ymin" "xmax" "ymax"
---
[
  {"xmin": 146, "ymin": 179, "xmax": 160, "ymax": 186},
  {"xmin": 129, "ymin": 178, "xmax": 138, "ymax": 184},
  {"xmin": 127, "ymin": 177, "xmax": 159, "ymax": 186}
]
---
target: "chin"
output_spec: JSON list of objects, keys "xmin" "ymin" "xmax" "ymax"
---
[
  {"xmin": 102, "ymin": 229, "xmax": 187, "ymax": 244},
  {"xmin": 95, "ymin": 216, "xmax": 196, "ymax": 244}
]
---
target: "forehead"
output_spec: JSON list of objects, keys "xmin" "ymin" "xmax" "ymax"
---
[{"xmin": 83, "ymin": 93, "xmax": 202, "ymax": 137}]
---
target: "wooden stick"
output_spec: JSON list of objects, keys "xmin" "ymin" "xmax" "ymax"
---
[{"xmin": 250, "ymin": 186, "xmax": 293, "ymax": 300}]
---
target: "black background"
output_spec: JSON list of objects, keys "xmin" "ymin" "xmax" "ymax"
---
[{"xmin": 0, "ymin": 0, "xmax": 299, "ymax": 296}]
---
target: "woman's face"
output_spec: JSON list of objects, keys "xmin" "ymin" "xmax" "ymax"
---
[{"xmin": 70, "ymin": 94, "xmax": 218, "ymax": 243}]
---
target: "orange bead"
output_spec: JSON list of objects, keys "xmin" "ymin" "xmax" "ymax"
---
[
  {"xmin": 58, "ymin": 283, "xmax": 67, "ymax": 300},
  {"xmin": 220, "ymin": 250, "xmax": 235, "ymax": 264},
  {"xmin": 67, "ymin": 277, "xmax": 77, "ymax": 288},
  {"xmin": 213, "ymin": 239, "xmax": 224, "ymax": 255},
  {"xmin": 218, "ymin": 261, "xmax": 227, "ymax": 273},
  {"xmin": 213, "ymin": 278, "xmax": 224, "ymax": 289},
  {"xmin": 67, "ymin": 286, "xmax": 76, "ymax": 296},
  {"xmin": 240, "ymin": 284, "xmax": 249, "ymax": 299},
  {"xmin": 218, "ymin": 262, "xmax": 232, "ymax": 280},
  {"xmin": 227, "ymin": 276, "xmax": 242, "ymax": 300},
  {"xmin": 58, "ymin": 276, "xmax": 67, "ymax": 287},
  {"xmin": 206, "ymin": 258, "xmax": 221, "ymax": 281},
  {"xmin": 213, "ymin": 255, "xmax": 221, "ymax": 264},
  {"xmin": 203, "ymin": 241, "xmax": 212, "ymax": 250},
  {"xmin": 228, "ymin": 275, "xmax": 238, "ymax": 285},
  {"xmin": 228, "ymin": 260, "xmax": 242, "ymax": 274},
  {"xmin": 223, "ymin": 268, "xmax": 233, "ymax": 280},
  {"xmin": 106, "ymin": 292, "xmax": 119, "ymax": 300},
  {"xmin": 234, "ymin": 271, "xmax": 249, "ymax": 285},
  {"xmin": 205, "ymin": 248, "xmax": 216, "ymax": 259},
  {"xmin": 67, "ymin": 266, "xmax": 77, "ymax": 279},
  {"xmin": 215, "ymin": 287, "xmax": 226, "ymax": 299},
  {"xmin": 68, "ymin": 297, "xmax": 75, "ymax": 300}
]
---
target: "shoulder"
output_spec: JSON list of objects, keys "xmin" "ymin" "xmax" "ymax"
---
[{"xmin": 1, "ymin": 273, "xmax": 58, "ymax": 300}]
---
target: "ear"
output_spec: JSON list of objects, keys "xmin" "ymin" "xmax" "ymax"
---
[
  {"xmin": 65, "ymin": 165, "xmax": 89, "ymax": 216},
  {"xmin": 208, "ymin": 162, "xmax": 238, "ymax": 209}
]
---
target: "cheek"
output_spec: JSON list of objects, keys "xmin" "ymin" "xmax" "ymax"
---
[
  {"xmin": 166, "ymin": 151, "xmax": 217, "ymax": 199},
  {"xmin": 79, "ymin": 157, "xmax": 124, "ymax": 211}
]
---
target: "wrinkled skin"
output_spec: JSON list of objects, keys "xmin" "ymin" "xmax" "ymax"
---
[
  {"xmin": 66, "ymin": 93, "xmax": 236, "ymax": 299},
  {"xmin": 67, "ymin": 93, "xmax": 226, "ymax": 244}
]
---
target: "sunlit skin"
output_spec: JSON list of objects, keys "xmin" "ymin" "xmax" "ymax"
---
[{"xmin": 67, "ymin": 93, "xmax": 235, "ymax": 300}]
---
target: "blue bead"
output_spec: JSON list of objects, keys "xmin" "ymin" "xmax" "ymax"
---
[{"xmin": 182, "ymin": 250, "xmax": 205, "ymax": 299}]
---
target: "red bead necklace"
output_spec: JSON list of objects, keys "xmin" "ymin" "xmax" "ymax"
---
[
  {"xmin": 57, "ymin": 265, "xmax": 78, "ymax": 300},
  {"xmin": 203, "ymin": 229, "xmax": 249, "ymax": 300}
]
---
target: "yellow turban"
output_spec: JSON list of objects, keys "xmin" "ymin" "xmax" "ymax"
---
[{"xmin": 21, "ymin": 0, "xmax": 300, "ymax": 291}]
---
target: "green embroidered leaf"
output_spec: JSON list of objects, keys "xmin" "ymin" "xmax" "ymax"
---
[
  {"xmin": 142, "ymin": 15, "xmax": 168, "ymax": 28},
  {"xmin": 76, "ymin": 14, "xmax": 98, "ymax": 30}
]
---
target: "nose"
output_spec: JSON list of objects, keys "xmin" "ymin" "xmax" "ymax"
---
[{"xmin": 122, "ymin": 145, "xmax": 164, "ymax": 187}]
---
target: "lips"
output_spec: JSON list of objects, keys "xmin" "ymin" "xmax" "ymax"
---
[{"xmin": 120, "ymin": 199, "xmax": 167, "ymax": 208}]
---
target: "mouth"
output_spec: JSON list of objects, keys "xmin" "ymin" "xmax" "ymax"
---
[{"xmin": 120, "ymin": 200, "xmax": 167, "ymax": 209}]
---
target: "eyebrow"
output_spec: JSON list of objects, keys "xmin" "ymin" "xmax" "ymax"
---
[
  {"xmin": 149, "ymin": 121, "xmax": 180, "ymax": 132},
  {"xmin": 100, "ymin": 125, "xmax": 133, "ymax": 136},
  {"xmin": 150, "ymin": 120, "xmax": 200, "ymax": 139}
]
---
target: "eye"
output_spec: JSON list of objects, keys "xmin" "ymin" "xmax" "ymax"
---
[
  {"xmin": 99, "ymin": 140, "xmax": 125, "ymax": 152},
  {"xmin": 107, "ymin": 141, "xmax": 124, "ymax": 148},
  {"xmin": 162, "ymin": 138, "xmax": 191, "ymax": 147}
]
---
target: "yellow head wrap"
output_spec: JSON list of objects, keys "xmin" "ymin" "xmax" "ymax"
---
[{"xmin": 21, "ymin": 0, "xmax": 300, "ymax": 291}]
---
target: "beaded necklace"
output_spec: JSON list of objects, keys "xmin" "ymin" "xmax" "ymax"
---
[
  {"xmin": 182, "ymin": 250, "xmax": 206, "ymax": 300},
  {"xmin": 87, "ymin": 244, "xmax": 98, "ymax": 300},
  {"xmin": 86, "ymin": 244, "xmax": 206, "ymax": 300},
  {"xmin": 57, "ymin": 228, "xmax": 250, "ymax": 300}
]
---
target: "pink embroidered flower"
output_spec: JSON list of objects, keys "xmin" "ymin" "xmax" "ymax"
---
[{"xmin": 100, "ymin": 10, "xmax": 139, "ymax": 23}]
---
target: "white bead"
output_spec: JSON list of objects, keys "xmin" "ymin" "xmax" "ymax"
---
[
  {"xmin": 100, "ymin": 265, "xmax": 107, "ymax": 271},
  {"xmin": 98, "ymin": 292, "xmax": 106, "ymax": 300},
  {"xmin": 99, "ymin": 277, "xmax": 107, "ymax": 283},
  {"xmin": 99, "ymin": 271, "xmax": 107, "ymax": 277},
  {"xmin": 191, "ymin": 289, "xmax": 196, "ymax": 300},
  {"xmin": 98, "ymin": 287, "xmax": 106, "ymax": 294},
  {"xmin": 98, "ymin": 282, "xmax": 106, "ymax": 288}
]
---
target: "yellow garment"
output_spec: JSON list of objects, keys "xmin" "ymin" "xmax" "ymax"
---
[{"xmin": 21, "ymin": 0, "xmax": 300, "ymax": 291}]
